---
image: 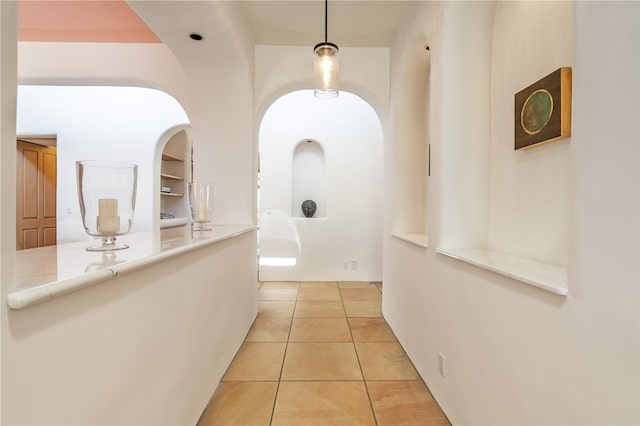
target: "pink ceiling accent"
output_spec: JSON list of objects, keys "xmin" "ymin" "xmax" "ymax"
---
[{"xmin": 18, "ymin": 0, "xmax": 161, "ymax": 43}]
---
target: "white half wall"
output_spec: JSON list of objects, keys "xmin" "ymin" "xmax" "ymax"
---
[
  {"xmin": 2, "ymin": 231, "xmax": 257, "ymax": 425},
  {"xmin": 16, "ymin": 85, "xmax": 190, "ymax": 243},
  {"xmin": 259, "ymin": 90, "xmax": 383, "ymax": 281}
]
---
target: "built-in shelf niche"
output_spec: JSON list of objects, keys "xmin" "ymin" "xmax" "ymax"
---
[
  {"xmin": 436, "ymin": 1, "xmax": 570, "ymax": 296},
  {"xmin": 391, "ymin": 39, "xmax": 431, "ymax": 247},
  {"xmin": 160, "ymin": 130, "xmax": 191, "ymax": 228},
  {"xmin": 292, "ymin": 139, "xmax": 325, "ymax": 218}
]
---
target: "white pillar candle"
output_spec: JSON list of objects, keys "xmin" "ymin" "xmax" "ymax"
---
[
  {"xmin": 97, "ymin": 198, "xmax": 120, "ymax": 234},
  {"xmin": 197, "ymin": 203, "xmax": 208, "ymax": 222}
]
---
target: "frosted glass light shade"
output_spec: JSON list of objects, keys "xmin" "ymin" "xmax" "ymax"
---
[
  {"xmin": 76, "ymin": 160, "xmax": 138, "ymax": 251},
  {"xmin": 313, "ymin": 42, "xmax": 339, "ymax": 99}
]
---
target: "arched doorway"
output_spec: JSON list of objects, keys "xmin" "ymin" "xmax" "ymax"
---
[{"xmin": 258, "ymin": 90, "xmax": 384, "ymax": 282}]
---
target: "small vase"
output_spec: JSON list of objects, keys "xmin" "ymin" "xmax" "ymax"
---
[{"xmin": 301, "ymin": 200, "xmax": 317, "ymax": 218}]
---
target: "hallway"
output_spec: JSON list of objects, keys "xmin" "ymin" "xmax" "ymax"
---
[{"xmin": 198, "ymin": 281, "xmax": 450, "ymax": 425}]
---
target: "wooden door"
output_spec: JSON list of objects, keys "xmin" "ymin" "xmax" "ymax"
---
[{"xmin": 17, "ymin": 140, "xmax": 57, "ymax": 250}]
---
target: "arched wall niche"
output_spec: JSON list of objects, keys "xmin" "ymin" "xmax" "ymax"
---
[
  {"xmin": 156, "ymin": 125, "xmax": 193, "ymax": 229},
  {"xmin": 436, "ymin": 0, "xmax": 571, "ymax": 294},
  {"xmin": 292, "ymin": 139, "xmax": 326, "ymax": 218}
]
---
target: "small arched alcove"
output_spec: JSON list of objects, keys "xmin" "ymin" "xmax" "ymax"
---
[
  {"xmin": 158, "ymin": 126, "xmax": 192, "ymax": 229},
  {"xmin": 292, "ymin": 139, "xmax": 326, "ymax": 218}
]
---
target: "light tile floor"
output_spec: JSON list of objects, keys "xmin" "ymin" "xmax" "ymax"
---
[{"xmin": 198, "ymin": 281, "xmax": 450, "ymax": 426}]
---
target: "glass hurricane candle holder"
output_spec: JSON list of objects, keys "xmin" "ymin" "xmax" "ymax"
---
[
  {"xmin": 188, "ymin": 182, "xmax": 215, "ymax": 231},
  {"xmin": 76, "ymin": 160, "xmax": 138, "ymax": 251}
]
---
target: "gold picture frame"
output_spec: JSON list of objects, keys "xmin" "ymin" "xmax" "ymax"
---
[{"xmin": 514, "ymin": 67, "xmax": 572, "ymax": 150}]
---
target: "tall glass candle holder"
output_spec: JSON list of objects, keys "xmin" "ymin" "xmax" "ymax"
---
[
  {"xmin": 188, "ymin": 182, "xmax": 215, "ymax": 231},
  {"xmin": 76, "ymin": 160, "xmax": 138, "ymax": 251}
]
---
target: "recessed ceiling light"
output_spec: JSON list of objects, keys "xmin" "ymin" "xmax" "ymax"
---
[{"xmin": 189, "ymin": 33, "xmax": 203, "ymax": 41}]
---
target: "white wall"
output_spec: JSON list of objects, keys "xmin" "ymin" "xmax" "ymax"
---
[
  {"xmin": 259, "ymin": 90, "xmax": 383, "ymax": 281},
  {"xmin": 16, "ymin": 85, "xmax": 189, "ymax": 243},
  {"xmin": 384, "ymin": 2, "xmax": 639, "ymax": 425}
]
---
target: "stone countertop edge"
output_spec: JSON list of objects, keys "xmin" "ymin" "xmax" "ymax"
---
[{"xmin": 7, "ymin": 225, "xmax": 256, "ymax": 310}]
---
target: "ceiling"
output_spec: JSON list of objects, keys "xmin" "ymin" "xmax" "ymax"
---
[
  {"xmin": 18, "ymin": 0, "xmax": 410, "ymax": 48},
  {"xmin": 18, "ymin": 0, "xmax": 161, "ymax": 43},
  {"xmin": 241, "ymin": 1, "xmax": 410, "ymax": 47}
]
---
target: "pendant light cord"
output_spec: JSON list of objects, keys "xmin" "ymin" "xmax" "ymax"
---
[{"xmin": 324, "ymin": 0, "xmax": 328, "ymax": 43}]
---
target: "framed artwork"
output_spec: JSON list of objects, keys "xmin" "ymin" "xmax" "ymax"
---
[{"xmin": 514, "ymin": 67, "xmax": 572, "ymax": 150}]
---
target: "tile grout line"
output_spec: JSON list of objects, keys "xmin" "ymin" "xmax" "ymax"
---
[
  {"xmin": 341, "ymin": 286, "xmax": 380, "ymax": 426},
  {"xmin": 268, "ymin": 281, "xmax": 300, "ymax": 426},
  {"xmin": 201, "ymin": 281, "xmax": 450, "ymax": 425}
]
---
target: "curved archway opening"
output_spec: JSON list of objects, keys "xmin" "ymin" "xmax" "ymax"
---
[
  {"xmin": 16, "ymin": 85, "xmax": 190, "ymax": 243},
  {"xmin": 258, "ymin": 89, "xmax": 384, "ymax": 282}
]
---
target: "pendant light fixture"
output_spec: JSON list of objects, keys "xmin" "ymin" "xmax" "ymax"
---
[{"xmin": 313, "ymin": 0, "xmax": 339, "ymax": 99}]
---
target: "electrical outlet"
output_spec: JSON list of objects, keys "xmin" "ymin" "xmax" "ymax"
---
[
  {"xmin": 438, "ymin": 352, "xmax": 446, "ymax": 377},
  {"xmin": 343, "ymin": 261, "xmax": 349, "ymax": 270},
  {"xmin": 350, "ymin": 260, "xmax": 358, "ymax": 270}
]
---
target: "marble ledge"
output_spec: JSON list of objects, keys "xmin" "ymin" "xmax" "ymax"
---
[
  {"xmin": 8, "ymin": 224, "xmax": 256, "ymax": 310},
  {"xmin": 391, "ymin": 233, "xmax": 429, "ymax": 248},
  {"xmin": 436, "ymin": 247, "xmax": 568, "ymax": 296}
]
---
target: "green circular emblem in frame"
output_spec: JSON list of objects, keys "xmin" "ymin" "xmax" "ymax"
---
[{"xmin": 521, "ymin": 89, "xmax": 553, "ymax": 135}]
